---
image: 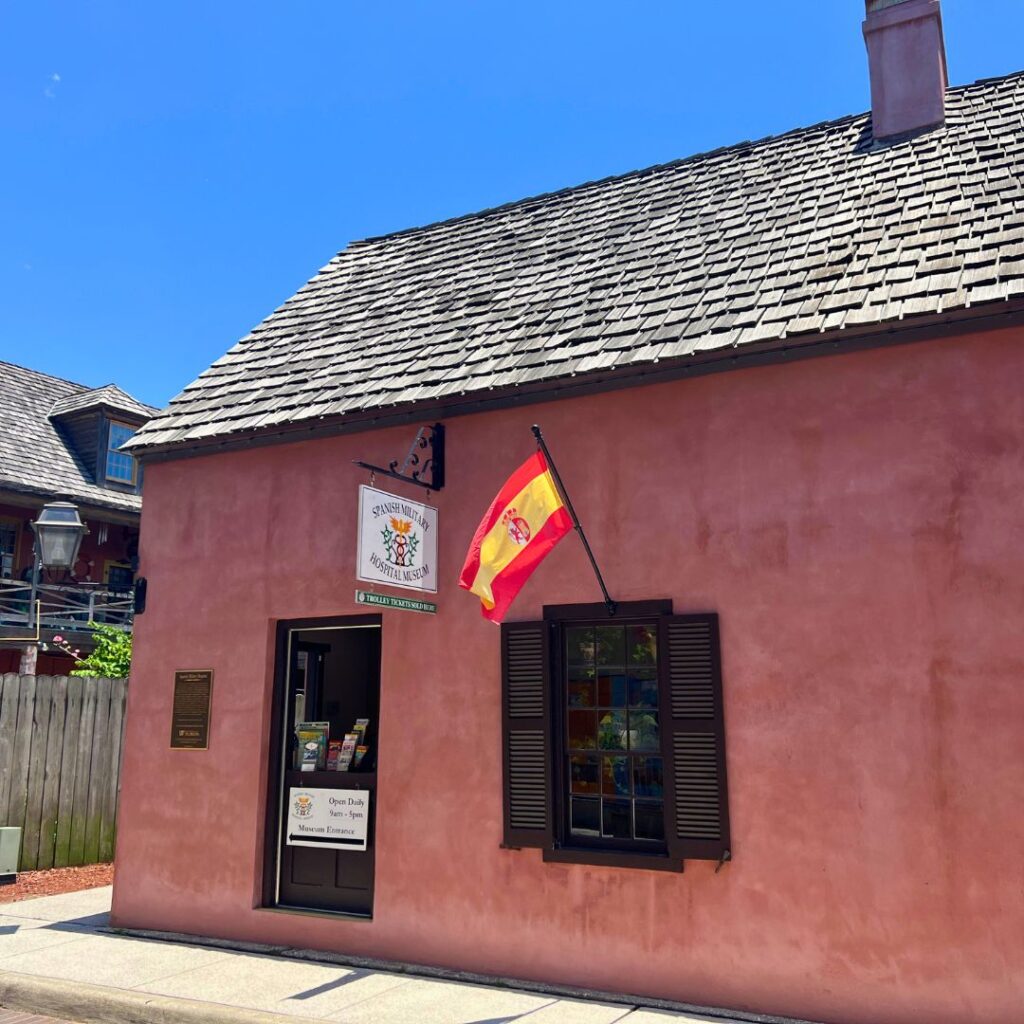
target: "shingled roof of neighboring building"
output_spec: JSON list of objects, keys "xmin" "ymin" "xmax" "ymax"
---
[
  {"xmin": 49, "ymin": 384, "xmax": 156, "ymax": 422},
  {"xmin": 129, "ymin": 71, "xmax": 1024, "ymax": 455},
  {"xmin": 0, "ymin": 362, "xmax": 157, "ymax": 514}
]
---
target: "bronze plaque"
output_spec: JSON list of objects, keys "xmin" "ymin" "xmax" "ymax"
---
[{"xmin": 170, "ymin": 670, "xmax": 213, "ymax": 749}]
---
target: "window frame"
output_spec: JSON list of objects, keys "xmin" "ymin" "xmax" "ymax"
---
[
  {"xmin": 0, "ymin": 516, "xmax": 23, "ymax": 579},
  {"xmin": 543, "ymin": 599, "xmax": 681, "ymax": 872},
  {"xmin": 103, "ymin": 560, "xmax": 134, "ymax": 592},
  {"xmin": 104, "ymin": 419, "xmax": 138, "ymax": 485}
]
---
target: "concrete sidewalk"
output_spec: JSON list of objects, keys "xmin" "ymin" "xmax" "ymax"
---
[{"xmin": 0, "ymin": 888, "xmax": 767, "ymax": 1024}]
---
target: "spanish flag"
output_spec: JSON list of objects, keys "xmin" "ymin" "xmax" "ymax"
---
[{"xmin": 459, "ymin": 451, "xmax": 573, "ymax": 622}]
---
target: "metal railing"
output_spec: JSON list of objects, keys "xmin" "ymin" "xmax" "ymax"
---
[{"xmin": 0, "ymin": 579, "xmax": 133, "ymax": 633}]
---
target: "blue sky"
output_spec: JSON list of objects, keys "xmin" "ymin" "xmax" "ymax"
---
[{"xmin": 3, "ymin": 1, "xmax": 1022, "ymax": 408}]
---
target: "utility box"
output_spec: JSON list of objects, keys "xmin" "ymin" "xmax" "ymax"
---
[{"xmin": 0, "ymin": 827, "xmax": 21, "ymax": 883}]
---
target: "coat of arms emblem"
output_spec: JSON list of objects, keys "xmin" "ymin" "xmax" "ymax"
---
[
  {"xmin": 381, "ymin": 517, "xmax": 419, "ymax": 567},
  {"xmin": 293, "ymin": 793, "xmax": 314, "ymax": 818},
  {"xmin": 502, "ymin": 508, "xmax": 531, "ymax": 545}
]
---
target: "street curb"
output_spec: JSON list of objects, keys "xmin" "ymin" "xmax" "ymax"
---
[{"xmin": 0, "ymin": 971, "xmax": 322, "ymax": 1024}]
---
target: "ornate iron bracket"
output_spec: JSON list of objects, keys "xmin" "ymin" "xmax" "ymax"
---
[{"xmin": 354, "ymin": 423, "xmax": 445, "ymax": 492}]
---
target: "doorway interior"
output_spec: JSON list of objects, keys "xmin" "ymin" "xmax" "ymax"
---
[{"xmin": 265, "ymin": 615, "xmax": 381, "ymax": 917}]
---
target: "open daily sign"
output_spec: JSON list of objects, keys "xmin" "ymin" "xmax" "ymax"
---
[{"xmin": 286, "ymin": 788, "xmax": 369, "ymax": 851}]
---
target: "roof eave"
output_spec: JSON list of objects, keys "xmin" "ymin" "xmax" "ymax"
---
[{"xmin": 0, "ymin": 480, "xmax": 142, "ymax": 520}]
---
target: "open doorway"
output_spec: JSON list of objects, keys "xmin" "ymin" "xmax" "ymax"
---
[{"xmin": 265, "ymin": 615, "xmax": 381, "ymax": 916}]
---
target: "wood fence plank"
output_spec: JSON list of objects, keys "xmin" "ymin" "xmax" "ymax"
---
[
  {"xmin": 0, "ymin": 674, "xmax": 21, "ymax": 821},
  {"xmin": 68, "ymin": 678, "xmax": 98, "ymax": 866},
  {"xmin": 98, "ymin": 678, "xmax": 126, "ymax": 863},
  {"xmin": 82, "ymin": 677, "xmax": 111, "ymax": 865},
  {"xmin": 36, "ymin": 675, "xmax": 68, "ymax": 870},
  {"xmin": 20, "ymin": 676, "xmax": 54, "ymax": 870},
  {"xmin": 6, "ymin": 676, "xmax": 37, "ymax": 836},
  {"xmin": 54, "ymin": 677, "xmax": 84, "ymax": 868}
]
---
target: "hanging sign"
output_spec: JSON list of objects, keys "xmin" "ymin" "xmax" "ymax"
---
[
  {"xmin": 356, "ymin": 485, "xmax": 438, "ymax": 594},
  {"xmin": 286, "ymin": 787, "xmax": 370, "ymax": 851},
  {"xmin": 169, "ymin": 670, "xmax": 213, "ymax": 750}
]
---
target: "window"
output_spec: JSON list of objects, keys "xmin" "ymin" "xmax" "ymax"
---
[
  {"xmin": 104, "ymin": 562, "xmax": 134, "ymax": 592},
  {"xmin": 0, "ymin": 519, "xmax": 19, "ymax": 578},
  {"xmin": 501, "ymin": 603, "xmax": 730, "ymax": 871},
  {"xmin": 564, "ymin": 622, "xmax": 665, "ymax": 848},
  {"xmin": 105, "ymin": 421, "xmax": 137, "ymax": 484}
]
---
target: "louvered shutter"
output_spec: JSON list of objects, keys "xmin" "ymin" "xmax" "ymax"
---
[
  {"xmin": 658, "ymin": 614, "xmax": 731, "ymax": 861},
  {"xmin": 501, "ymin": 620, "xmax": 552, "ymax": 849}
]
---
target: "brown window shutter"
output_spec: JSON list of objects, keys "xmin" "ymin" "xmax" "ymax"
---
[
  {"xmin": 658, "ymin": 614, "xmax": 731, "ymax": 861},
  {"xmin": 501, "ymin": 620, "xmax": 552, "ymax": 849}
]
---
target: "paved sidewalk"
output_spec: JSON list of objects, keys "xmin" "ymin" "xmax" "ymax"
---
[{"xmin": 0, "ymin": 887, "xmax": 753, "ymax": 1024}]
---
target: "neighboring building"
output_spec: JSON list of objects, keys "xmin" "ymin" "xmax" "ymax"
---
[
  {"xmin": 0, "ymin": 361, "xmax": 156, "ymax": 674},
  {"xmin": 112, "ymin": 5, "xmax": 1024, "ymax": 1024}
]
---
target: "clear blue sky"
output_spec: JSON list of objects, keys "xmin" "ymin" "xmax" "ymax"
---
[{"xmin": 3, "ymin": 1, "xmax": 1021, "ymax": 408}]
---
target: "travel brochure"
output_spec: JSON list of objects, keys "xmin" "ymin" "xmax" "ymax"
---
[{"xmin": 295, "ymin": 717, "xmax": 371, "ymax": 772}]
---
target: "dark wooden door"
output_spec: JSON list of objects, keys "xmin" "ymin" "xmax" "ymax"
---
[
  {"xmin": 274, "ymin": 631, "xmax": 379, "ymax": 917},
  {"xmin": 278, "ymin": 770, "xmax": 376, "ymax": 915}
]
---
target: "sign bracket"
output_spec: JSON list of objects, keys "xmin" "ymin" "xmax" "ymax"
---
[{"xmin": 354, "ymin": 423, "xmax": 445, "ymax": 492}]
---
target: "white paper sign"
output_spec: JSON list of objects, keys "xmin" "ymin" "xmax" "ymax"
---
[
  {"xmin": 286, "ymin": 788, "xmax": 370, "ymax": 851},
  {"xmin": 356, "ymin": 485, "xmax": 438, "ymax": 594}
]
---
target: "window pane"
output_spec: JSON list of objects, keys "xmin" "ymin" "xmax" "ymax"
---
[
  {"xmin": 628, "ymin": 625, "xmax": 658, "ymax": 667},
  {"xmin": 567, "ymin": 661, "xmax": 595, "ymax": 684},
  {"xmin": 570, "ymin": 797, "xmax": 600, "ymax": 836},
  {"xmin": 597, "ymin": 711, "xmax": 626, "ymax": 750},
  {"xmin": 602, "ymin": 756, "xmax": 629, "ymax": 797},
  {"xmin": 106, "ymin": 451, "xmax": 135, "ymax": 482},
  {"xmin": 628, "ymin": 711, "xmax": 659, "ymax": 751},
  {"xmin": 595, "ymin": 626, "xmax": 625, "ymax": 666},
  {"xmin": 633, "ymin": 756, "xmax": 664, "ymax": 798},
  {"xmin": 567, "ymin": 710, "xmax": 597, "ymax": 750},
  {"xmin": 627, "ymin": 669, "xmax": 658, "ymax": 708},
  {"xmin": 597, "ymin": 672, "xmax": 627, "ymax": 707},
  {"xmin": 634, "ymin": 801, "xmax": 665, "ymax": 841},
  {"xmin": 109, "ymin": 422, "xmax": 135, "ymax": 449},
  {"xmin": 569, "ymin": 755, "xmax": 599, "ymax": 795},
  {"xmin": 567, "ymin": 679, "xmax": 595, "ymax": 707},
  {"xmin": 602, "ymin": 799, "xmax": 632, "ymax": 839},
  {"xmin": 566, "ymin": 627, "xmax": 595, "ymax": 666}
]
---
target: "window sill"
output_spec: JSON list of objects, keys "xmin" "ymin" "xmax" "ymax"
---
[{"xmin": 543, "ymin": 846, "xmax": 683, "ymax": 873}]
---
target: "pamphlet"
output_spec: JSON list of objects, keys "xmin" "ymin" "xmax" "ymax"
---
[
  {"xmin": 326, "ymin": 740, "xmax": 343, "ymax": 771},
  {"xmin": 353, "ymin": 718, "xmax": 370, "ymax": 745},
  {"xmin": 353, "ymin": 744, "xmax": 368, "ymax": 768},
  {"xmin": 337, "ymin": 732, "xmax": 359, "ymax": 771},
  {"xmin": 295, "ymin": 721, "xmax": 330, "ymax": 771}
]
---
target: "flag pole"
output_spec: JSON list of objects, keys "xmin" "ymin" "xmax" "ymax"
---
[{"xmin": 531, "ymin": 424, "xmax": 617, "ymax": 616}]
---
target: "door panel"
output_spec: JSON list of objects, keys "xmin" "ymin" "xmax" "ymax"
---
[{"xmin": 271, "ymin": 625, "xmax": 381, "ymax": 917}]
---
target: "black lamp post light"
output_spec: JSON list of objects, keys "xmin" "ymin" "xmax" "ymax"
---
[
  {"xmin": 26, "ymin": 502, "xmax": 89, "ymax": 631},
  {"xmin": 31, "ymin": 502, "xmax": 88, "ymax": 571}
]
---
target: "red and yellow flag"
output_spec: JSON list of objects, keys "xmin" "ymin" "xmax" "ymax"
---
[{"xmin": 459, "ymin": 451, "xmax": 573, "ymax": 622}]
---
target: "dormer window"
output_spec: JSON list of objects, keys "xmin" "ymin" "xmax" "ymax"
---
[{"xmin": 106, "ymin": 421, "xmax": 137, "ymax": 484}]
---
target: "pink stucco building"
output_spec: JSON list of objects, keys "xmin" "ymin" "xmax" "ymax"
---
[{"xmin": 113, "ymin": 5, "xmax": 1024, "ymax": 1023}]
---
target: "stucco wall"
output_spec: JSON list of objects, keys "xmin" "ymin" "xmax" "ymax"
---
[{"xmin": 112, "ymin": 328, "xmax": 1024, "ymax": 1024}]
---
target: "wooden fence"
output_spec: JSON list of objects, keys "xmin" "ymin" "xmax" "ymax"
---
[{"xmin": 0, "ymin": 674, "xmax": 127, "ymax": 870}]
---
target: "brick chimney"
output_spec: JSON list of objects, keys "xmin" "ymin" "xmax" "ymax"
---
[{"xmin": 863, "ymin": 0, "xmax": 948, "ymax": 142}]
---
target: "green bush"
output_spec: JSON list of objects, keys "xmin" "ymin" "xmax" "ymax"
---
[{"xmin": 53, "ymin": 622, "xmax": 132, "ymax": 678}]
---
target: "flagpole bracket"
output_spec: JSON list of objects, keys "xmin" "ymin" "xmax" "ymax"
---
[{"xmin": 354, "ymin": 423, "xmax": 445, "ymax": 492}]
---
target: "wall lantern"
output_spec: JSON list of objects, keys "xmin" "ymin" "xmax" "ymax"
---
[{"xmin": 31, "ymin": 501, "xmax": 88, "ymax": 569}]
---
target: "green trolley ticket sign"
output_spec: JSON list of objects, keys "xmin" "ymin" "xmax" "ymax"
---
[{"xmin": 354, "ymin": 589, "xmax": 437, "ymax": 615}]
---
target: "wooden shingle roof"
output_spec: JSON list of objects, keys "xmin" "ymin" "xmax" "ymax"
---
[
  {"xmin": 130, "ymin": 71, "xmax": 1024, "ymax": 455},
  {"xmin": 0, "ymin": 362, "xmax": 156, "ymax": 514},
  {"xmin": 49, "ymin": 384, "xmax": 155, "ymax": 422}
]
